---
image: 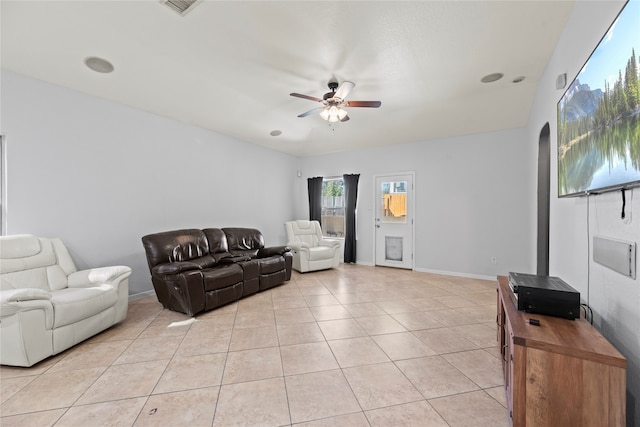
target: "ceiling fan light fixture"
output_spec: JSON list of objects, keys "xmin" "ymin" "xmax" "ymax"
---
[{"xmin": 320, "ymin": 109, "xmax": 330, "ymax": 121}]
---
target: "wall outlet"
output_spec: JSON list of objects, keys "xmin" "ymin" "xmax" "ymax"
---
[{"xmin": 491, "ymin": 257, "xmax": 497, "ymax": 264}]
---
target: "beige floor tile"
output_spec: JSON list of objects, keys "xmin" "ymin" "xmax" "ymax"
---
[
  {"xmin": 56, "ymin": 397, "xmax": 146, "ymax": 427},
  {"xmin": 429, "ymin": 390, "xmax": 510, "ymax": 427},
  {"xmin": 424, "ymin": 308, "xmax": 476, "ymax": 327},
  {"xmin": 390, "ymin": 311, "xmax": 443, "ymax": 330},
  {"xmin": 273, "ymin": 296, "xmax": 308, "ymax": 310},
  {"xmin": 233, "ymin": 310, "xmax": 276, "ymax": 329},
  {"xmin": 75, "ymin": 360, "xmax": 169, "ymax": 405},
  {"xmin": 1, "ymin": 368, "xmax": 105, "ymax": 416},
  {"xmin": 412, "ymin": 327, "xmax": 479, "ymax": 354},
  {"xmin": 433, "ymin": 295, "xmax": 477, "ymax": 308},
  {"xmin": 451, "ymin": 323, "xmax": 499, "ymax": 348},
  {"xmin": 396, "ymin": 355, "xmax": 479, "ymax": 399},
  {"xmin": 298, "ymin": 285, "xmax": 332, "ymax": 296},
  {"xmin": 442, "ymin": 349, "xmax": 503, "ymax": 389},
  {"xmin": 327, "ymin": 337, "xmax": 390, "ymax": 368},
  {"xmin": 214, "ymin": 378, "xmax": 290, "ymax": 426},
  {"xmin": 277, "ymin": 322, "xmax": 326, "ymax": 346},
  {"xmin": 0, "ymin": 353, "xmax": 64, "ymax": 379},
  {"xmin": 222, "ymin": 347, "xmax": 282, "ymax": 384},
  {"xmin": 0, "ymin": 408, "xmax": 65, "ymax": 427},
  {"xmin": 135, "ymin": 387, "xmax": 219, "ymax": 426},
  {"xmin": 190, "ymin": 313, "xmax": 236, "ymax": 333},
  {"xmin": 229, "ymin": 325, "xmax": 278, "ymax": 351},
  {"xmin": 153, "ymin": 353, "xmax": 226, "ymax": 394},
  {"xmin": 317, "ymin": 318, "xmax": 367, "ymax": 340},
  {"xmin": 88, "ymin": 319, "xmax": 152, "ymax": 343},
  {"xmin": 281, "ymin": 342, "xmax": 339, "ymax": 375},
  {"xmin": 48, "ymin": 340, "xmax": 132, "ymax": 373},
  {"xmin": 113, "ymin": 336, "xmax": 182, "ymax": 364},
  {"xmin": 176, "ymin": 328, "xmax": 232, "ymax": 356},
  {"xmin": 343, "ymin": 302, "xmax": 387, "ymax": 317},
  {"xmin": 485, "ymin": 385, "xmax": 508, "ymax": 408},
  {"xmin": 285, "ymin": 369, "xmax": 361, "ymax": 424},
  {"xmin": 137, "ymin": 320, "xmax": 192, "ymax": 340},
  {"xmin": 275, "ymin": 307, "xmax": 317, "ymax": 325},
  {"xmin": 405, "ymin": 297, "xmax": 448, "ymax": 311},
  {"xmin": 466, "ymin": 291, "xmax": 498, "ymax": 306},
  {"xmin": 343, "ymin": 362, "xmax": 423, "ymax": 410},
  {"xmin": 371, "ymin": 332, "xmax": 437, "ymax": 360},
  {"xmin": 304, "ymin": 294, "xmax": 341, "ymax": 307},
  {"xmin": 365, "ymin": 400, "xmax": 448, "ymax": 427},
  {"xmin": 293, "ymin": 411, "xmax": 369, "ymax": 426},
  {"xmin": 310, "ymin": 304, "xmax": 352, "ymax": 321},
  {"xmin": 355, "ymin": 315, "xmax": 407, "ymax": 335},
  {"xmin": 454, "ymin": 305, "xmax": 496, "ymax": 323},
  {"xmin": 333, "ymin": 292, "xmax": 376, "ymax": 305},
  {"xmin": 374, "ymin": 300, "xmax": 419, "ymax": 314},
  {"xmin": 0, "ymin": 375, "xmax": 37, "ymax": 404}
]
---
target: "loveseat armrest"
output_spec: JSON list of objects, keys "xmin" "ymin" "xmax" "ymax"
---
[
  {"xmin": 257, "ymin": 246, "xmax": 291, "ymax": 258},
  {"xmin": 68, "ymin": 266, "xmax": 132, "ymax": 288},
  {"xmin": 153, "ymin": 262, "xmax": 202, "ymax": 275},
  {"xmin": 319, "ymin": 239, "xmax": 341, "ymax": 249},
  {"xmin": 1, "ymin": 290, "xmax": 54, "ymax": 329}
]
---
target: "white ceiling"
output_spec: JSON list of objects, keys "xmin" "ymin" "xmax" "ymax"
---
[{"xmin": 1, "ymin": 0, "xmax": 575, "ymax": 157}]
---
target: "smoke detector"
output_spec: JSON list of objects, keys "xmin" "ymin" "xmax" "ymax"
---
[{"xmin": 160, "ymin": 0, "xmax": 202, "ymax": 16}]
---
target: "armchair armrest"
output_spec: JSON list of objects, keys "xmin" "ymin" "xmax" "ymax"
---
[
  {"xmin": 257, "ymin": 246, "xmax": 291, "ymax": 258},
  {"xmin": 286, "ymin": 242, "xmax": 310, "ymax": 251},
  {"xmin": 319, "ymin": 239, "xmax": 341, "ymax": 249},
  {"xmin": 68, "ymin": 266, "xmax": 132, "ymax": 287}
]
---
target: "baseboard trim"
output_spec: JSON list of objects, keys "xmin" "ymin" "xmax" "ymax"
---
[
  {"xmin": 128, "ymin": 290, "xmax": 155, "ymax": 301},
  {"xmin": 413, "ymin": 267, "xmax": 495, "ymax": 282}
]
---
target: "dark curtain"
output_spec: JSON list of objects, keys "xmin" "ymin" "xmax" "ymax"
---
[
  {"xmin": 343, "ymin": 173, "xmax": 360, "ymax": 263},
  {"xmin": 307, "ymin": 176, "xmax": 323, "ymax": 224}
]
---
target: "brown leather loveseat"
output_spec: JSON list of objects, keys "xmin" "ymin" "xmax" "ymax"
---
[{"xmin": 141, "ymin": 228, "xmax": 292, "ymax": 316}]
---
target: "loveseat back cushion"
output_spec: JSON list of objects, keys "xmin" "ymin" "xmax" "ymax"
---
[
  {"xmin": 222, "ymin": 228, "xmax": 265, "ymax": 252},
  {"xmin": 142, "ymin": 229, "xmax": 210, "ymax": 270},
  {"xmin": 0, "ymin": 236, "xmax": 73, "ymax": 292},
  {"xmin": 202, "ymin": 228, "xmax": 232, "ymax": 261}
]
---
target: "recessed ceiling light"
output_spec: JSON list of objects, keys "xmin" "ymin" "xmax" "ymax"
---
[
  {"xmin": 481, "ymin": 73, "xmax": 504, "ymax": 83},
  {"xmin": 270, "ymin": 130, "xmax": 282, "ymax": 137},
  {"xmin": 84, "ymin": 57, "xmax": 114, "ymax": 73},
  {"xmin": 512, "ymin": 76, "xmax": 526, "ymax": 83}
]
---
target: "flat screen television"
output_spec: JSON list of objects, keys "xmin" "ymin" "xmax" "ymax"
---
[{"xmin": 557, "ymin": 0, "xmax": 640, "ymax": 197}]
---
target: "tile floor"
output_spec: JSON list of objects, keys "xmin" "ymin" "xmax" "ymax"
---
[{"xmin": 0, "ymin": 264, "xmax": 509, "ymax": 426}]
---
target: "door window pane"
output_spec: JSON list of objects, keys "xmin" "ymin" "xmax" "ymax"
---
[{"xmin": 380, "ymin": 181, "xmax": 407, "ymax": 223}]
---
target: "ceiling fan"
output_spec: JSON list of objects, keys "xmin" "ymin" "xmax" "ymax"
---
[{"xmin": 290, "ymin": 79, "xmax": 382, "ymax": 123}]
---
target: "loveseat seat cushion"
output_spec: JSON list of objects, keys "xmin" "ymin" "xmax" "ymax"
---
[
  {"xmin": 50, "ymin": 285, "xmax": 118, "ymax": 328},
  {"xmin": 202, "ymin": 264, "xmax": 243, "ymax": 292}
]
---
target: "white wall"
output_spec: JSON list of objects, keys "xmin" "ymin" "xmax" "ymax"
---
[
  {"xmin": 1, "ymin": 71, "xmax": 298, "ymax": 295},
  {"xmin": 527, "ymin": 1, "xmax": 639, "ymax": 425},
  {"xmin": 297, "ymin": 127, "xmax": 536, "ymax": 279}
]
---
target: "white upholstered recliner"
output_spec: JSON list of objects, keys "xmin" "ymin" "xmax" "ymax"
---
[
  {"xmin": 285, "ymin": 220, "xmax": 341, "ymax": 273},
  {"xmin": 0, "ymin": 234, "xmax": 131, "ymax": 367}
]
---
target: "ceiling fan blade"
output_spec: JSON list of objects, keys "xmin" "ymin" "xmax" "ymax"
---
[
  {"xmin": 340, "ymin": 113, "xmax": 350, "ymax": 122},
  {"xmin": 298, "ymin": 107, "xmax": 326, "ymax": 118},
  {"xmin": 290, "ymin": 93, "xmax": 323, "ymax": 103},
  {"xmin": 334, "ymin": 81, "xmax": 355, "ymax": 100},
  {"xmin": 344, "ymin": 100, "xmax": 382, "ymax": 108}
]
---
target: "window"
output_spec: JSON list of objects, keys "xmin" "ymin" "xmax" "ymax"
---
[{"xmin": 321, "ymin": 178, "xmax": 345, "ymax": 237}]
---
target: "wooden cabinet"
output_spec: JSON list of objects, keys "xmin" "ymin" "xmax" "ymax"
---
[{"xmin": 496, "ymin": 276, "xmax": 626, "ymax": 426}]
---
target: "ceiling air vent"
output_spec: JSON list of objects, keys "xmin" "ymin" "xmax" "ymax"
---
[{"xmin": 160, "ymin": 0, "xmax": 202, "ymax": 16}]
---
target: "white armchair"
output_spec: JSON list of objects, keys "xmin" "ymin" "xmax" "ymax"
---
[
  {"xmin": 0, "ymin": 234, "xmax": 131, "ymax": 367},
  {"xmin": 285, "ymin": 220, "xmax": 341, "ymax": 273}
]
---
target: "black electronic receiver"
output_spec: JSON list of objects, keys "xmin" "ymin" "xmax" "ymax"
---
[{"xmin": 509, "ymin": 272, "xmax": 580, "ymax": 320}]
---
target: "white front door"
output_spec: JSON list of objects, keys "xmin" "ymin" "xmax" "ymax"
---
[{"xmin": 374, "ymin": 173, "xmax": 414, "ymax": 269}]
